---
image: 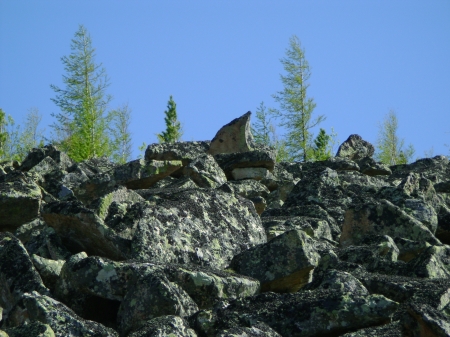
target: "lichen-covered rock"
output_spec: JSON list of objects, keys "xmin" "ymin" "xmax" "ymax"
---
[
  {"xmin": 321, "ymin": 156, "xmax": 360, "ymax": 171},
  {"xmin": 31, "ymin": 254, "xmax": 65, "ymax": 291},
  {"xmin": 229, "ymin": 229, "xmax": 320, "ymax": 292},
  {"xmin": 358, "ymin": 156, "xmax": 392, "ymax": 176},
  {"xmin": 314, "ymin": 269, "xmax": 369, "ymax": 296},
  {"xmin": 340, "ymin": 199, "xmax": 440, "ymax": 248},
  {"xmin": 0, "ymin": 179, "xmax": 41, "ymax": 232},
  {"xmin": 145, "ymin": 141, "xmax": 210, "ymax": 165},
  {"xmin": 341, "ymin": 321, "xmax": 403, "ymax": 336},
  {"xmin": 219, "ymin": 179, "xmax": 270, "ymax": 200},
  {"xmin": 7, "ymin": 291, "xmax": 118, "ymax": 337},
  {"xmin": 216, "ymin": 322, "xmax": 282, "ymax": 337},
  {"xmin": 190, "ymin": 290, "xmax": 399, "ymax": 337},
  {"xmin": 163, "ymin": 264, "xmax": 260, "ymax": 309},
  {"xmin": 208, "ymin": 111, "xmax": 255, "ymax": 155},
  {"xmin": 128, "ymin": 315, "xmax": 198, "ymax": 337},
  {"xmin": 336, "ymin": 134, "xmax": 375, "ymax": 160},
  {"xmin": 0, "ymin": 233, "xmax": 49, "ymax": 322},
  {"xmin": 3, "ymin": 321, "xmax": 56, "ymax": 337},
  {"xmin": 117, "ymin": 269, "xmax": 198, "ymax": 336},
  {"xmin": 182, "ymin": 154, "xmax": 227, "ymax": 188},
  {"xmin": 435, "ymin": 180, "xmax": 450, "ymax": 193},
  {"xmin": 262, "ymin": 216, "xmax": 333, "ymax": 241},
  {"xmin": 231, "ymin": 167, "xmax": 272, "ymax": 181},
  {"xmin": 125, "ymin": 189, "xmax": 266, "ymax": 269},
  {"xmin": 42, "ymin": 201, "xmax": 127, "ymax": 260}
]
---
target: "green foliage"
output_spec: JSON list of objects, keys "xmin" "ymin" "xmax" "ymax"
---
[
  {"xmin": 50, "ymin": 25, "xmax": 113, "ymax": 162},
  {"xmin": 312, "ymin": 128, "xmax": 332, "ymax": 161},
  {"xmin": 137, "ymin": 142, "xmax": 147, "ymax": 159},
  {"xmin": 0, "ymin": 109, "xmax": 8, "ymax": 159},
  {"xmin": 156, "ymin": 95, "xmax": 183, "ymax": 143},
  {"xmin": 273, "ymin": 35, "xmax": 325, "ymax": 162},
  {"xmin": 110, "ymin": 103, "xmax": 132, "ymax": 164},
  {"xmin": 375, "ymin": 110, "xmax": 415, "ymax": 165}
]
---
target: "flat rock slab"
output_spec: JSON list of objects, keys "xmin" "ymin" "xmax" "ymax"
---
[
  {"xmin": 208, "ymin": 112, "xmax": 255, "ymax": 155},
  {"xmin": 145, "ymin": 141, "xmax": 210, "ymax": 165},
  {"xmin": 0, "ymin": 180, "xmax": 41, "ymax": 231}
]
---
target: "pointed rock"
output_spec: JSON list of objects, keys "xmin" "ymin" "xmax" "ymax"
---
[
  {"xmin": 336, "ymin": 134, "xmax": 375, "ymax": 160},
  {"xmin": 208, "ymin": 112, "xmax": 255, "ymax": 155}
]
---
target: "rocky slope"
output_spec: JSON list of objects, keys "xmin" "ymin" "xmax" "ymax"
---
[{"xmin": 1, "ymin": 112, "xmax": 450, "ymax": 336}]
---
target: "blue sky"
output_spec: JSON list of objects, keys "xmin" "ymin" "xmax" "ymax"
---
[{"xmin": 1, "ymin": 1, "xmax": 449, "ymax": 160}]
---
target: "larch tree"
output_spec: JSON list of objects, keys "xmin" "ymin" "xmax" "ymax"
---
[
  {"xmin": 157, "ymin": 95, "xmax": 183, "ymax": 143},
  {"xmin": 50, "ymin": 25, "xmax": 113, "ymax": 162},
  {"xmin": 375, "ymin": 110, "xmax": 415, "ymax": 165},
  {"xmin": 273, "ymin": 35, "xmax": 325, "ymax": 162},
  {"xmin": 110, "ymin": 103, "xmax": 133, "ymax": 164}
]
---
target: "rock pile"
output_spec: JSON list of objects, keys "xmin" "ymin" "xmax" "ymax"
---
[{"xmin": 1, "ymin": 112, "xmax": 450, "ymax": 336}]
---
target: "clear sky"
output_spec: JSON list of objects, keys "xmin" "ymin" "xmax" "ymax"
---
[{"xmin": 1, "ymin": 1, "xmax": 449, "ymax": 160}]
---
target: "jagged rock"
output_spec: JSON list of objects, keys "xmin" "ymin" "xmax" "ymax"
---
[
  {"xmin": 214, "ymin": 148, "xmax": 276, "ymax": 178},
  {"xmin": 128, "ymin": 315, "xmax": 198, "ymax": 337},
  {"xmin": 69, "ymin": 156, "xmax": 118, "ymax": 178},
  {"xmin": 390, "ymin": 155, "xmax": 450, "ymax": 184},
  {"xmin": 321, "ymin": 156, "xmax": 360, "ymax": 171},
  {"xmin": 407, "ymin": 245, "xmax": 450, "ymax": 278},
  {"xmin": 262, "ymin": 216, "xmax": 333, "ymax": 241},
  {"xmin": 14, "ymin": 219, "xmax": 71, "ymax": 260},
  {"xmin": 124, "ymin": 189, "xmax": 266, "ymax": 269},
  {"xmin": 340, "ymin": 199, "xmax": 440, "ymax": 248},
  {"xmin": 208, "ymin": 112, "xmax": 255, "ymax": 155},
  {"xmin": 435, "ymin": 180, "xmax": 450, "ymax": 193},
  {"xmin": 0, "ymin": 179, "xmax": 41, "ymax": 232},
  {"xmin": 261, "ymin": 162, "xmax": 296, "ymax": 191},
  {"xmin": 19, "ymin": 145, "xmax": 74, "ymax": 172},
  {"xmin": 42, "ymin": 201, "xmax": 127, "ymax": 260},
  {"xmin": 336, "ymin": 134, "xmax": 375, "ymax": 160},
  {"xmin": 0, "ymin": 233, "xmax": 49, "ymax": 323},
  {"xmin": 145, "ymin": 141, "xmax": 210, "ymax": 165},
  {"xmin": 358, "ymin": 156, "xmax": 392, "ymax": 176},
  {"xmin": 7, "ymin": 291, "xmax": 118, "ymax": 336},
  {"xmin": 190, "ymin": 290, "xmax": 398, "ymax": 337},
  {"xmin": 216, "ymin": 322, "xmax": 282, "ymax": 337},
  {"xmin": 219, "ymin": 180, "xmax": 270, "ymax": 215},
  {"xmin": 182, "ymin": 153, "xmax": 227, "ymax": 188},
  {"xmin": 3, "ymin": 321, "xmax": 56, "ymax": 337},
  {"xmin": 341, "ymin": 321, "xmax": 404, "ymax": 336},
  {"xmin": 31, "ymin": 255, "xmax": 65, "ymax": 291},
  {"xmin": 436, "ymin": 206, "xmax": 450, "ymax": 244},
  {"xmin": 314, "ymin": 269, "xmax": 369, "ymax": 296},
  {"xmin": 229, "ymin": 229, "xmax": 320, "ymax": 292}
]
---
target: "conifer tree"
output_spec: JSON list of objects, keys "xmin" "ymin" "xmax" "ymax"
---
[
  {"xmin": 312, "ymin": 128, "xmax": 332, "ymax": 161},
  {"xmin": 273, "ymin": 35, "xmax": 325, "ymax": 162},
  {"xmin": 50, "ymin": 25, "xmax": 113, "ymax": 161},
  {"xmin": 110, "ymin": 103, "xmax": 132, "ymax": 164},
  {"xmin": 375, "ymin": 110, "xmax": 415, "ymax": 165},
  {"xmin": 157, "ymin": 96, "xmax": 183, "ymax": 143}
]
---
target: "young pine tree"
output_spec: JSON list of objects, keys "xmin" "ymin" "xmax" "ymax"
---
[
  {"xmin": 157, "ymin": 96, "xmax": 183, "ymax": 143},
  {"xmin": 312, "ymin": 128, "xmax": 332, "ymax": 161}
]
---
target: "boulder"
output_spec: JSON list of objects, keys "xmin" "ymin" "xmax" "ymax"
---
[
  {"xmin": 19, "ymin": 145, "xmax": 73, "ymax": 172},
  {"xmin": 262, "ymin": 216, "xmax": 333, "ymax": 241},
  {"xmin": 3, "ymin": 321, "xmax": 56, "ymax": 337},
  {"xmin": 6, "ymin": 291, "xmax": 118, "ymax": 336},
  {"xmin": 182, "ymin": 154, "xmax": 227, "ymax": 188},
  {"xmin": 214, "ymin": 148, "xmax": 276, "ymax": 177},
  {"xmin": 231, "ymin": 167, "xmax": 272, "ymax": 181},
  {"xmin": 336, "ymin": 134, "xmax": 375, "ymax": 160},
  {"xmin": 208, "ymin": 111, "xmax": 255, "ymax": 155},
  {"xmin": 402, "ymin": 302, "xmax": 450, "ymax": 337},
  {"xmin": 358, "ymin": 157, "xmax": 392, "ymax": 176},
  {"xmin": 0, "ymin": 233, "xmax": 49, "ymax": 322},
  {"xmin": 229, "ymin": 229, "xmax": 320, "ymax": 292},
  {"xmin": 0, "ymin": 180, "xmax": 41, "ymax": 232}
]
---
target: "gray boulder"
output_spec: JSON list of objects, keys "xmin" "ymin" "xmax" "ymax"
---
[
  {"xmin": 128, "ymin": 315, "xmax": 197, "ymax": 337},
  {"xmin": 182, "ymin": 153, "xmax": 227, "ymax": 188},
  {"xmin": 145, "ymin": 141, "xmax": 210, "ymax": 165},
  {"xmin": 336, "ymin": 134, "xmax": 375, "ymax": 160}
]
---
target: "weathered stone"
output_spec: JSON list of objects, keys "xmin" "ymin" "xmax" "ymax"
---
[
  {"xmin": 216, "ymin": 322, "xmax": 282, "ymax": 337},
  {"xmin": 42, "ymin": 201, "xmax": 127, "ymax": 260},
  {"xmin": 128, "ymin": 315, "xmax": 198, "ymax": 337},
  {"xmin": 3, "ymin": 321, "xmax": 55, "ymax": 337},
  {"xmin": 117, "ymin": 269, "xmax": 198, "ymax": 336},
  {"xmin": 358, "ymin": 156, "xmax": 392, "ymax": 176},
  {"xmin": 0, "ymin": 180, "xmax": 41, "ymax": 232},
  {"xmin": 402, "ymin": 302, "xmax": 450, "ymax": 337},
  {"xmin": 314, "ymin": 269, "xmax": 369, "ymax": 296},
  {"xmin": 341, "ymin": 321, "xmax": 404, "ymax": 336},
  {"xmin": 435, "ymin": 180, "xmax": 450, "ymax": 193},
  {"xmin": 126, "ymin": 189, "xmax": 266, "ymax": 269},
  {"xmin": 322, "ymin": 156, "xmax": 360, "ymax": 171},
  {"xmin": 336, "ymin": 134, "xmax": 375, "ymax": 160},
  {"xmin": 407, "ymin": 245, "xmax": 450, "ymax": 279},
  {"xmin": 262, "ymin": 216, "xmax": 333, "ymax": 242},
  {"xmin": 145, "ymin": 141, "xmax": 210, "ymax": 165},
  {"xmin": 231, "ymin": 167, "xmax": 272, "ymax": 181},
  {"xmin": 7, "ymin": 291, "xmax": 118, "ymax": 336},
  {"xmin": 68, "ymin": 156, "xmax": 118, "ymax": 178},
  {"xmin": 0, "ymin": 233, "xmax": 49, "ymax": 323},
  {"xmin": 229, "ymin": 229, "xmax": 320, "ymax": 292},
  {"xmin": 31, "ymin": 255, "xmax": 65, "ymax": 292},
  {"xmin": 19, "ymin": 145, "xmax": 73, "ymax": 172},
  {"xmin": 182, "ymin": 154, "xmax": 227, "ymax": 188},
  {"xmin": 208, "ymin": 112, "xmax": 255, "ymax": 155},
  {"xmin": 191, "ymin": 290, "xmax": 398, "ymax": 337},
  {"xmin": 340, "ymin": 199, "xmax": 440, "ymax": 248}
]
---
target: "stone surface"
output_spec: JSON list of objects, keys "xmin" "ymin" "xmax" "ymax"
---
[
  {"xmin": 128, "ymin": 315, "xmax": 198, "ymax": 337},
  {"xmin": 145, "ymin": 141, "xmax": 210, "ymax": 165},
  {"xmin": 336, "ymin": 134, "xmax": 375, "ymax": 160},
  {"xmin": 182, "ymin": 153, "xmax": 227, "ymax": 188},
  {"xmin": 208, "ymin": 112, "xmax": 255, "ymax": 155}
]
